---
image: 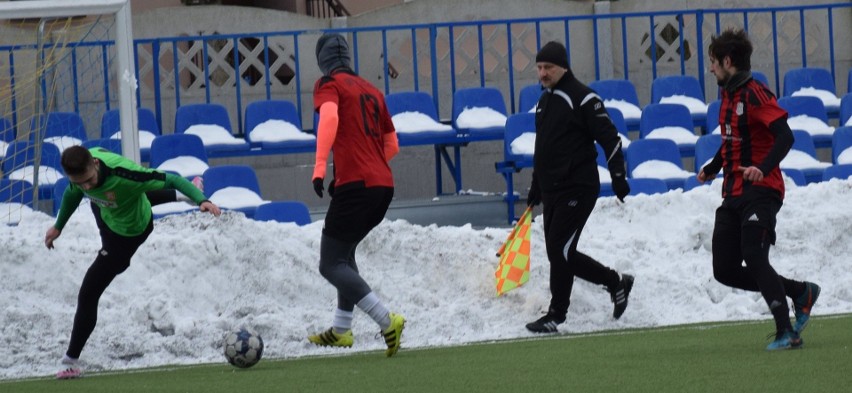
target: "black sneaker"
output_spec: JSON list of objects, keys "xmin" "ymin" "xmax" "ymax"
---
[
  {"xmin": 610, "ymin": 274, "xmax": 634, "ymax": 319},
  {"xmin": 525, "ymin": 312, "xmax": 564, "ymax": 333}
]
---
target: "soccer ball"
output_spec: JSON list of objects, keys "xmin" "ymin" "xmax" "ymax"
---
[{"xmin": 223, "ymin": 327, "xmax": 264, "ymax": 368}]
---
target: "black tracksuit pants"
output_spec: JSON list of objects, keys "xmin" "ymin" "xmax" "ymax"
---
[
  {"xmin": 711, "ymin": 188, "xmax": 805, "ymax": 331},
  {"xmin": 542, "ymin": 185, "xmax": 620, "ymax": 320}
]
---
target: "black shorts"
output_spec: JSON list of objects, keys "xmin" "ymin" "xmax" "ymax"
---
[
  {"xmin": 719, "ymin": 187, "xmax": 782, "ymax": 245},
  {"xmin": 323, "ymin": 181, "xmax": 394, "ymax": 243}
]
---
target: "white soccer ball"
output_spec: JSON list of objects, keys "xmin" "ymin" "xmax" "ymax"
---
[{"xmin": 223, "ymin": 327, "xmax": 264, "ymax": 368}]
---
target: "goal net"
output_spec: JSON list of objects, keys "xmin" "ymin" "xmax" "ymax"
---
[{"xmin": 0, "ymin": 0, "xmax": 136, "ymax": 225}]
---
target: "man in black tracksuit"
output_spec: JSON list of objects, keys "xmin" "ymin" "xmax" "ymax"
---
[{"xmin": 525, "ymin": 41, "xmax": 634, "ymax": 333}]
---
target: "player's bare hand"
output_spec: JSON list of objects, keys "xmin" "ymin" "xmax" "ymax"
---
[
  {"xmin": 200, "ymin": 201, "xmax": 221, "ymax": 217},
  {"xmin": 736, "ymin": 166, "xmax": 764, "ymax": 182},
  {"xmin": 44, "ymin": 227, "xmax": 61, "ymax": 249},
  {"xmin": 697, "ymin": 168, "xmax": 717, "ymax": 183}
]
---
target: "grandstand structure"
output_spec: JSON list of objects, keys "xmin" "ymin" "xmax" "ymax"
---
[{"xmin": 1, "ymin": 1, "xmax": 850, "ymax": 225}]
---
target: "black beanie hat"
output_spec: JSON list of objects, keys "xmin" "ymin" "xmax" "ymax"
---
[
  {"xmin": 535, "ymin": 41, "xmax": 569, "ymax": 69},
  {"xmin": 316, "ymin": 33, "xmax": 351, "ymax": 76}
]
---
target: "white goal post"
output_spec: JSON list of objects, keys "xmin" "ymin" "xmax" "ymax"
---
[
  {"xmin": 0, "ymin": 0, "xmax": 137, "ymax": 223},
  {"xmin": 1, "ymin": 0, "xmax": 139, "ymax": 163}
]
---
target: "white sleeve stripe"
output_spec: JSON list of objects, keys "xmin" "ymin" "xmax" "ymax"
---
[
  {"xmin": 606, "ymin": 139, "xmax": 622, "ymax": 164},
  {"xmin": 580, "ymin": 92, "xmax": 601, "ymax": 106},
  {"xmin": 553, "ymin": 90, "xmax": 573, "ymax": 109}
]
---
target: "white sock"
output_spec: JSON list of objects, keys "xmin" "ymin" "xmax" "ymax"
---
[
  {"xmin": 332, "ymin": 308, "xmax": 354, "ymax": 334},
  {"xmin": 61, "ymin": 354, "xmax": 79, "ymax": 366},
  {"xmin": 356, "ymin": 292, "xmax": 391, "ymax": 330}
]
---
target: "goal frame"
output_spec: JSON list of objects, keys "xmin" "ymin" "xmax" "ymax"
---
[{"xmin": 0, "ymin": 0, "xmax": 140, "ymax": 163}]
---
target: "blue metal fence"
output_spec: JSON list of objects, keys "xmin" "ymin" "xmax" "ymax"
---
[{"xmin": 2, "ymin": 3, "xmax": 850, "ymax": 139}]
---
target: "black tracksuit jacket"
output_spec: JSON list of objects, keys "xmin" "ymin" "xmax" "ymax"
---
[{"xmin": 532, "ymin": 70, "xmax": 627, "ymax": 193}]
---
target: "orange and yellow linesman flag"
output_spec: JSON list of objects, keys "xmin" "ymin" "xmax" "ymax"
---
[{"xmin": 495, "ymin": 206, "xmax": 533, "ymax": 296}]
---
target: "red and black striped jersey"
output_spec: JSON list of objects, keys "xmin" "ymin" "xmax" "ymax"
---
[{"xmin": 718, "ymin": 78, "xmax": 788, "ymax": 199}]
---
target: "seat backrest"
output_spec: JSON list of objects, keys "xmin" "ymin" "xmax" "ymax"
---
[
  {"xmin": 0, "ymin": 116, "xmax": 14, "ymax": 143},
  {"xmin": 627, "ymin": 178, "xmax": 668, "ymax": 196},
  {"xmin": 639, "ymin": 103, "xmax": 694, "ymax": 139},
  {"xmin": 777, "ymin": 95, "xmax": 828, "ymax": 122},
  {"xmin": 149, "ymin": 133, "xmax": 208, "ymax": 168},
  {"xmin": 822, "ymin": 164, "xmax": 852, "ymax": 181},
  {"xmin": 782, "ymin": 168, "xmax": 807, "ymax": 186},
  {"xmin": 385, "ymin": 91, "xmax": 440, "ymax": 121},
  {"xmin": 840, "ymin": 93, "xmax": 852, "ymax": 126},
  {"xmin": 174, "ymin": 103, "xmax": 233, "ymax": 134},
  {"xmin": 31, "ymin": 112, "xmax": 87, "ymax": 141},
  {"xmin": 0, "ymin": 178, "xmax": 34, "ymax": 207},
  {"xmin": 82, "ymin": 138, "xmax": 123, "ymax": 154},
  {"xmin": 590, "ymin": 79, "xmax": 641, "ymax": 107},
  {"xmin": 832, "ymin": 126, "xmax": 852, "ymax": 164},
  {"xmin": 503, "ymin": 113, "xmax": 535, "ymax": 160},
  {"xmin": 651, "ymin": 75, "xmax": 703, "ymax": 103},
  {"xmin": 254, "ymin": 201, "xmax": 312, "ymax": 225},
  {"xmin": 595, "ymin": 143, "xmax": 607, "ymax": 168},
  {"xmin": 752, "ymin": 71, "xmax": 771, "ymax": 89},
  {"xmin": 52, "ymin": 176, "xmax": 69, "ymax": 215},
  {"xmin": 202, "ymin": 165, "xmax": 261, "ymax": 198},
  {"xmin": 517, "ymin": 84, "xmax": 543, "ymax": 113},
  {"xmin": 101, "ymin": 108, "xmax": 161, "ymax": 139},
  {"xmin": 783, "ymin": 67, "xmax": 835, "ymax": 96},
  {"xmin": 625, "ymin": 138, "xmax": 683, "ymax": 175},
  {"xmin": 244, "ymin": 99, "xmax": 302, "ymax": 141},
  {"xmin": 694, "ymin": 134, "xmax": 721, "ymax": 171},
  {"xmin": 452, "ymin": 87, "xmax": 507, "ymax": 129},
  {"xmin": 791, "ymin": 130, "xmax": 818, "ymax": 158},
  {"xmin": 706, "ymin": 100, "xmax": 721, "ymax": 133},
  {"xmin": 2, "ymin": 140, "xmax": 61, "ymax": 174},
  {"xmin": 606, "ymin": 107, "xmax": 628, "ymax": 137}
]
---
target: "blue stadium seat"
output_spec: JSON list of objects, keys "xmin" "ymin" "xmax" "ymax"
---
[
  {"xmin": 0, "ymin": 178, "xmax": 34, "ymax": 207},
  {"xmin": 607, "ymin": 107, "xmax": 629, "ymax": 142},
  {"xmin": 2, "ymin": 141, "xmax": 62, "ymax": 200},
  {"xmin": 503, "ymin": 112, "xmax": 535, "ymax": 164},
  {"xmin": 782, "ymin": 168, "xmax": 807, "ymax": 186},
  {"xmin": 778, "ymin": 95, "xmax": 831, "ymax": 148},
  {"xmin": 595, "ymin": 143, "xmax": 614, "ymax": 197},
  {"xmin": 627, "ymin": 178, "xmax": 668, "ymax": 196},
  {"xmin": 31, "ymin": 112, "xmax": 87, "ymax": 151},
  {"xmin": 785, "ymin": 130, "xmax": 827, "ymax": 184},
  {"xmin": 202, "ymin": 165, "xmax": 265, "ymax": 218},
  {"xmin": 705, "ymin": 100, "xmax": 721, "ymax": 135},
  {"xmin": 0, "ymin": 116, "xmax": 13, "ymax": 143},
  {"xmin": 783, "ymin": 67, "xmax": 839, "ymax": 116},
  {"xmin": 517, "ymin": 83, "xmax": 542, "ymax": 113},
  {"xmin": 174, "ymin": 103, "xmax": 250, "ymax": 154},
  {"xmin": 82, "ymin": 138, "xmax": 123, "ymax": 154},
  {"xmin": 52, "ymin": 177, "xmax": 69, "ymax": 216},
  {"xmin": 682, "ymin": 175, "xmax": 708, "ymax": 191},
  {"xmin": 452, "ymin": 87, "xmax": 507, "ymax": 142},
  {"xmin": 840, "ymin": 93, "xmax": 852, "ymax": 128},
  {"xmin": 590, "ymin": 79, "xmax": 642, "ymax": 130},
  {"xmin": 822, "ymin": 164, "xmax": 852, "ymax": 181},
  {"xmin": 639, "ymin": 103, "xmax": 697, "ymax": 157},
  {"xmin": 244, "ymin": 99, "xmax": 315, "ymax": 152},
  {"xmin": 650, "ymin": 75, "xmax": 706, "ymax": 127},
  {"xmin": 694, "ymin": 134, "xmax": 721, "ymax": 173},
  {"xmin": 149, "ymin": 134, "xmax": 209, "ymax": 178},
  {"xmin": 832, "ymin": 126, "xmax": 852, "ymax": 165},
  {"xmin": 254, "ymin": 201, "xmax": 312, "ymax": 226},
  {"xmin": 752, "ymin": 71, "xmax": 770, "ymax": 90},
  {"xmin": 625, "ymin": 138, "xmax": 689, "ymax": 190},
  {"xmin": 100, "ymin": 108, "xmax": 160, "ymax": 161},
  {"xmin": 386, "ymin": 91, "xmax": 458, "ymax": 146}
]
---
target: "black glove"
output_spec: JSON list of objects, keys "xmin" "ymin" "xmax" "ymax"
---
[
  {"xmin": 527, "ymin": 184, "xmax": 541, "ymax": 207},
  {"xmin": 611, "ymin": 173, "xmax": 630, "ymax": 203},
  {"xmin": 312, "ymin": 177, "xmax": 324, "ymax": 198}
]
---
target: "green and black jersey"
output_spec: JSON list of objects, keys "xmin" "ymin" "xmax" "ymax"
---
[{"xmin": 53, "ymin": 147, "xmax": 207, "ymax": 237}]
